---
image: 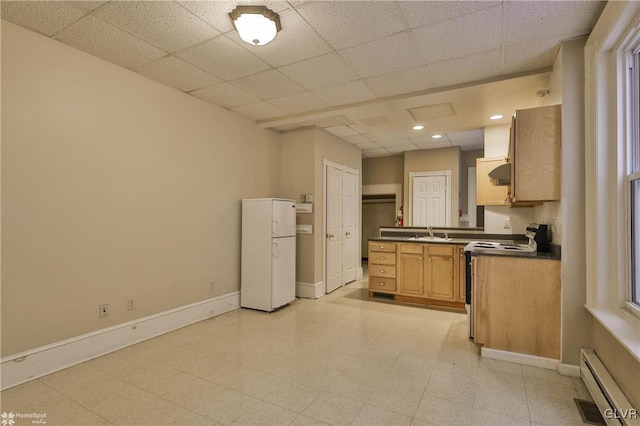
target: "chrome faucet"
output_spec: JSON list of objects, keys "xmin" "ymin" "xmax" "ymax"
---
[{"xmin": 428, "ymin": 226, "xmax": 434, "ymax": 238}]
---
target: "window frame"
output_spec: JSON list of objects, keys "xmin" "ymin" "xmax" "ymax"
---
[{"xmin": 622, "ymin": 36, "xmax": 640, "ymax": 319}]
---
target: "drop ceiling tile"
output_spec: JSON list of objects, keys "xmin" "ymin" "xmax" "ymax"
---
[
  {"xmin": 503, "ymin": 1, "xmax": 605, "ymax": 47},
  {"xmin": 190, "ymin": 83, "xmax": 260, "ymax": 109},
  {"xmin": 399, "ymin": 1, "xmax": 500, "ymax": 29},
  {"xmin": 356, "ymin": 142, "xmax": 382, "ymax": 150},
  {"xmin": 364, "ymin": 66, "xmax": 433, "ymax": 97},
  {"xmin": 378, "ymin": 138, "xmax": 412, "ymax": 148},
  {"xmin": 297, "ymin": 117, "xmax": 347, "ymax": 128},
  {"xmin": 230, "ymin": 69, "xmax": 305, "ymax": 100},
  {"xmin": 363, "ymin": 148, "xmax": 392, "ymax": 158},
  {"xmin": 411, "ymin": 134, "xmax": 452, "ymax": 145},
  {"xmin": 1, "ymin": 1, "xmax": 87, "ymax": 37},
  {"xmin": 447, "ymin": 129, "xmax": 484, "ymax": 142},
  {"xmin": 388, "ymin": 145, "xmax": 419, "ymax": 154},
  {"xmin": 325, "ymin": 126, "xmax": 359, "ymax": 137},
  {"xmin": 134, "ymin": 55, "xmax": 221, "ymax": 92},
  {"xmin": 93, "ymin": 1, "xmax": 219, "ymax": 53},
  {"xmin": 409, "ymin": 103, "xmax": 456, "ymax": 121},
  {"xmin": 68, "ymin": 1, "xmax": 108, "ymax": 12},
  {"xmin": 268, "ymin": 92, "xmax": 328, "ymax": 114},
  {"xmin": 502, "ymin": 38, "xmax": 560, "ymax": 75},
  {"xmin": 295, "ymin": 1, "xmax": 406, "ymax": 50},
  {"xmin": 174, "ymin": 36, "xmax": 270, "ymax": 80},
  {"xmin": 312, "ymin": 81, "xmax": 376, "ymax": 106},
  {"xmin": 412, "ymin": 5, "xmax": 502, "ymax": 64},
  {"xmin": 344, "ymin": 134, "xmax": 371, "ymax": 145},
  {"xmin": 339, "ymin": 32, "xmax": 423, "ymax": 78},
  {"xmin": 231, "ymin": 102, "xmax": 287, "ymax": 121},
  {"xmin": 426, "ymin": 49, "xmax": 502, "ymax": 89},
  {"xmin": 54, "ymin": 15, "xmax": 166, "ymax": 69},
  {"xmin": 237, "ymin": 9, "xmax": 332, "ymax": 68},
  {"xmin": 413, "ymin": 139, "xmax": 452, "ymax": 150},
  {"xmin": 279, "ymin": 52, "xmax": 359, "ymax": 91},
  {"xmin": 179, "ymin": 0, "xmax": 290, "ymax": 33}
]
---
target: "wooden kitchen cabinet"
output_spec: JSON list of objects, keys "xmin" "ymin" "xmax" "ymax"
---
[
  {"xmin": 509, "ymin": 104, "xmax": 561, "ymax": 204},
  {"xmin": 476, "ymin": 157, "xmax": 509, "ymax": 206},
  {"xmin": 456, "ymin": 245, "xmax": 466, "ymax": 303},
  {"xmin": 368, "ymin": 241, "xmax": 465, "ymax": 310},
  {"xmin": 424, "ymin": 244, "xmax": 455, "ymax": 301},
  {"xmin": 368, "ymin": 242, "xmax": 397, "ymax": 293},
  {"xmin": 472, "ymin": 255, "xmax": 560, "ymax": 359},
  {"xmin": 397, "ymin": 244, "xmax": 424, "ymax": 296}
]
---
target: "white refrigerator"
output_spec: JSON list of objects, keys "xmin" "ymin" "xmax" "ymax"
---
[{"xmin": 241, "ymin": 198, "xmax": 296, "ymax": 311}]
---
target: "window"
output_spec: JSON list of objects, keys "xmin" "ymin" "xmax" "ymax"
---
[{"xmin": 630, "ymin": 51, "xmax": 640, "ymax": 309}]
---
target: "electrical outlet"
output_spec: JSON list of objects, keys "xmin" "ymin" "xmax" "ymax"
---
[
  {"xmin": 503, "ymin": 219, "xmax": 511, "ymax": 229},
  {"xmin": 127, "ymin": 299, "xmax": 136, "ymax": 311},
  {"xmin": 99, "ymin": 304, "xmax": 109, "ymax": 318},
  {"xmin": 209, "ymin": 281, "xmax": 215, "ymax": 291}
]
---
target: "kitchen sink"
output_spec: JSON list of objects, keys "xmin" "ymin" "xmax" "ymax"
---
[{"xmin": 408, "ymin": 236, "xmax": 453, "ymax": 242}]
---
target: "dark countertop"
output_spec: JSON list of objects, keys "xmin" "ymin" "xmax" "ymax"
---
[{"xmin": 368, "ymin": 236, "xmax": 561, "ymax": 260}]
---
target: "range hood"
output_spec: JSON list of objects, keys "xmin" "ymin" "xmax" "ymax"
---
[{"xmin": 488, "ymin": 162, "xmax": 511, "ymax": 186}]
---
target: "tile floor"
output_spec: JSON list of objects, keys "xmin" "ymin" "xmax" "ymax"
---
[{"xmin": 1, "ymin": 274, "xmax": 592, "ymax": 425}]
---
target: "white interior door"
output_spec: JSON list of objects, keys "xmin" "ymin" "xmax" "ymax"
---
[
  {"xmin": 412, "ymin": 175, "xmax": 448, "ymax": 227},
  {"xmin": 326, "ymin": 164, "xmax": 343, "ymax": 293},
  {"xmin": 342, "ymin": 169, "xmax": 357, "ymax": 284}
]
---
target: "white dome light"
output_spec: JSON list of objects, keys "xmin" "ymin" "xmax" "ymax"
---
[{"xmin": 229, "ymin": 6, "xmax": 281, "ymax": 46}]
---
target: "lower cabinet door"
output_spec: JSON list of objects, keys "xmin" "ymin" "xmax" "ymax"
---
[
  {"xmin": 424, "ymin": 250, "xmax": 455, "ymax": 301},
  {"xmin": 398, "ymin": 253, "xmax": 424, "ymax": 295}
]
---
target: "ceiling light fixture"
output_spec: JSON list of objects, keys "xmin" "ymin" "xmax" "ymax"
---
[
  {"xmin": 229, "ymin": 6, "xmax": 281, "ymax": 46},
  {"xmin": 489, "ymin": 114, "xmax": 504, "ymax": 120},
  {"xmin": 432, "ymin": 134, "xmax": 442, "ymax": 139},
  {"xmin": 413, "ymin": 125, "xmax": 425, "ymax": 130}
]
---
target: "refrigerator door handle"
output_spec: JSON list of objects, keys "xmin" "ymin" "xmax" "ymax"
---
[{"xmin": 272, "ymin": 242, "xmax": 279, "ymax": 258}]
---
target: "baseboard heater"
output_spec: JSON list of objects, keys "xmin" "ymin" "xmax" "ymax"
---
[{"xmin": 580, "ymin": 348, "xmax": 640, "ymax": 426}]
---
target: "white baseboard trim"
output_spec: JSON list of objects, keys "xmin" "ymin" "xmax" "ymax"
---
[
  {"xmin": 481, "ymin": 347, "xmax": 560, "ymax": 371},
  {"xmin": 0, "ymin": 292, "xmax": 240, "ymax": 391},
  {"xmin": 296, "ymin": 281, "xmax": 324, "ymax": 299},
  {"xmin": 558, "ymin": 363, "xmax": 581, "ymax": 377}
]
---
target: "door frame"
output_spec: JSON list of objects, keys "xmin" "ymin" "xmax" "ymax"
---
[
  {"xmin": 323, "ymin": 159, "xmax": 361, "ymax": 295},
  {"xmin": 408, "ymin": 170, "xmax": 452, "ymax": 227}
]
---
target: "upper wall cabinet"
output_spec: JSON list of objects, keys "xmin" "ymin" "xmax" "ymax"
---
[
  {"xmin": 476, "ymin": 157, "xmax": 509, "ymax": 206},
  {"xmin": 508, "ymin": 105, "xmax": 562, "ymax": 205}
]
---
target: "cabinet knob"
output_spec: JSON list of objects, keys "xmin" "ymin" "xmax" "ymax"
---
[
  {"xmin": 428, "ymin": 258, "xmax": 432, "ymax": 261},
  {"xmin": 380, "ymin": 246, "xmax": 384, "ymax": 249},
  {"xmin": 379, "ymin": 282, "xmax": 385, "ymax": 286},
  {"xmin": 380, "ymin": 270, "xmax": 385, "ymax": 273},
  {"xmin": 380, "ymin": 257, "xmax": 385, "ymax": 260},
  {"xmin": 419, "ymin": 257, "xmax": 423, "ymax": 260}
]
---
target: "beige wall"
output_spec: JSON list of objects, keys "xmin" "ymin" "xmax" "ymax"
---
[
  {"xmin": 278, "ymin": 127, "xmax": 361, "ymax": 285},
  {"xmin": 554, "ymin": 38, "xmax": 592, "ymax": 366},
  {"xmin": 1, "ymin": 23, "xmax": 281, "ymax": 356},
  {"xmin": 593, "ymin": 321, "xmax": 640, "ymax": 408},
  {"xmin": 279, "ymin": 129, "xmax": 315, "ymax": 284},
  {"xmin": 362, "ymin": 155, "xmax": 404, "ymax": 186},
  {"xmin": 404, "ymin": 147, "xmax": 460, "ymax": 226}
]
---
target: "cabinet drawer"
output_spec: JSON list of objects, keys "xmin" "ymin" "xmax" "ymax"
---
[
  {"xmin": 368, "ymin": 252, "xmax": 396, "ymax": 265},
  {"xmin": 426, "ymin": 244, "xmax": 454, "ymax": 257},
  {"xmin": 400, "ymin": 244, "xmax": 424, "ymax": 254},
  {"xmin": 369, "ymin": 277, "xmax": 396, "ymax": 291},
  {"xmin": 369, "ymin": 265, "xmax": 396, "ymax": 279},
  {"xmin": 369, "ymin": 242, "xmax": 396, "ymax": 253}
]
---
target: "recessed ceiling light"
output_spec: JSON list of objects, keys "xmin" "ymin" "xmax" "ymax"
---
[
  {"xmin": 432, "ymin": 134, "xmax": 442, "ymax": 139},
  {"xmin": 413, "ymin": 125, "xmax": 425, "ymax": 130},
  {"xmin": 489, "ymin": 114, "xmax": 504, "ymax": 120}
]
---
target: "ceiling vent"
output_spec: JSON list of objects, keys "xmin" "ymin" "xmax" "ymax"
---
[{"xmin": 408, "ymin": 102, "xmax": 457, "ymax": 121}]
